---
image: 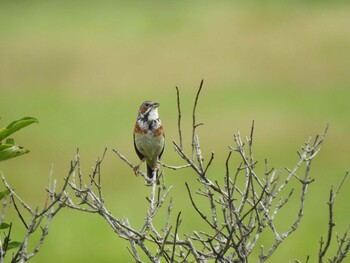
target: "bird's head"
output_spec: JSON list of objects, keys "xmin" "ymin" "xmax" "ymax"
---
[{"xmin": 138, "ymin": 101, "xmax": 160, "ymax": 120}]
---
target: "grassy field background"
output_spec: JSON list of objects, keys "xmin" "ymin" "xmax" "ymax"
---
[{"xmin": 1, "ymin": 1, "xmax": 349, "ymax": 262}]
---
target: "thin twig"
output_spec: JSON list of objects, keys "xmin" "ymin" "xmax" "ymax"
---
[
  {"xmin": 191, "ymin": 79, "xmax": 204, "ymax": 161},
  {"xmin": 176, "ymin": 86, "xmax": 183, "ymax": 149},
  {"xmin": 319, "ymin": 171, "xmax": 349, "ymax": 263},
  {"xmin": 171, "ymin": 212, "xmax": 182, "ymax": 263}
]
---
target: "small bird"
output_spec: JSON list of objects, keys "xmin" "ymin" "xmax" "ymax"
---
[{"xmin": 133, "ymin": 101, "xmax": 165, "ymax": 179}]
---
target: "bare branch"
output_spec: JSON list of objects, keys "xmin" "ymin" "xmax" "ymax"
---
[
  {"xmin": 319, "ymin": 171, "xmax": 349, "ymax": 263},
  {"xmin": 175, "ymin": 86, "xmax": 183, "ymax": 149},
  {"xmin": 112, "ymin": 148, "xmax": 150, "ymax": 183},
  {"xmin": 191, "ymin": 79, "xmax": 204, "ymax": 161},
  {"xmin": 185, "ymin": 182, "xmax": 217, "ymax": 230},
  {"xmin": 3, "ymin": 84, "xmax": 342, "ymax": 263}
]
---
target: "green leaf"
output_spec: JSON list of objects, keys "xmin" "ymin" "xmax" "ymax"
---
[
  {"xmin": 5, "ymin": 138, "xmax": 15, "ymax": 145},
  {"xmin": 0, "ymin": 117, "xmax": 38, "ymax": 142},
  {"xmin": 0, "ymin": 189, "xmax": 10, "ymax": 200},
  {"xmin": 0, "ymin": 145, "xmax": 29, "ymax": 162},
  {"xmin": 7, "ymin": 241, "xmax": 22, "ymax": 250},
  {"xmin": 0, "ymin": 222, "xmax": 10, "ymax": 229},
  {"xmin": 0, "ymin": 144, "xmax": 12, "ymax": 151}
]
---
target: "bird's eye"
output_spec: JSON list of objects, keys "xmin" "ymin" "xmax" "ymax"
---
[{"xmin": 145, "ymin": 102, "xmax": 150, "ymax": 107}]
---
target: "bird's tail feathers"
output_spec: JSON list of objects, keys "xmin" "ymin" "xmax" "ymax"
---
[{"xmin": 147, "ymin": 164, "xmax": 155, "ymax": 179}]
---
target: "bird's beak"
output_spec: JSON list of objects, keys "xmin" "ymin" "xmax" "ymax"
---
[{"xmin": 152, "ymin": 102, "xmax": 160, "ymax": 108}]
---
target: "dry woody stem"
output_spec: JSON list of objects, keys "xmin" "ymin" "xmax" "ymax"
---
[{"xmin": 1, "ymin": 81, "xmax": 348, "ymax": 262}]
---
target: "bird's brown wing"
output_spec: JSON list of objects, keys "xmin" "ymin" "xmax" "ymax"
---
[{"xmin": 133, "ymin": 133, "xmax": 144, "ymax": 160}]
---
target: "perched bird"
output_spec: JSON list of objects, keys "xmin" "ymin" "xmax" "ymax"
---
[{"xmin": 133, "ymin": 101, "xmax": 165, "ymax": 179}]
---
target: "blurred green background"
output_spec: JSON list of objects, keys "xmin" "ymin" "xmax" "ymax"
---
[{"xmin": 1, "ymin": 1, "xmax": 350, "ymax": 262}]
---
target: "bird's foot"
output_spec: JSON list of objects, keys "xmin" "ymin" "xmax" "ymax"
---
[
  {"xmin": 154, "ymin": 163, "xmax": 162, "ymax": 185},
  {"xmin": 133, "ymin": 165, "xmax": 140, "ymax": 176},
  {"xmin": 133, "ymin": 159, "xmax": 145, "ymax": 176}
]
